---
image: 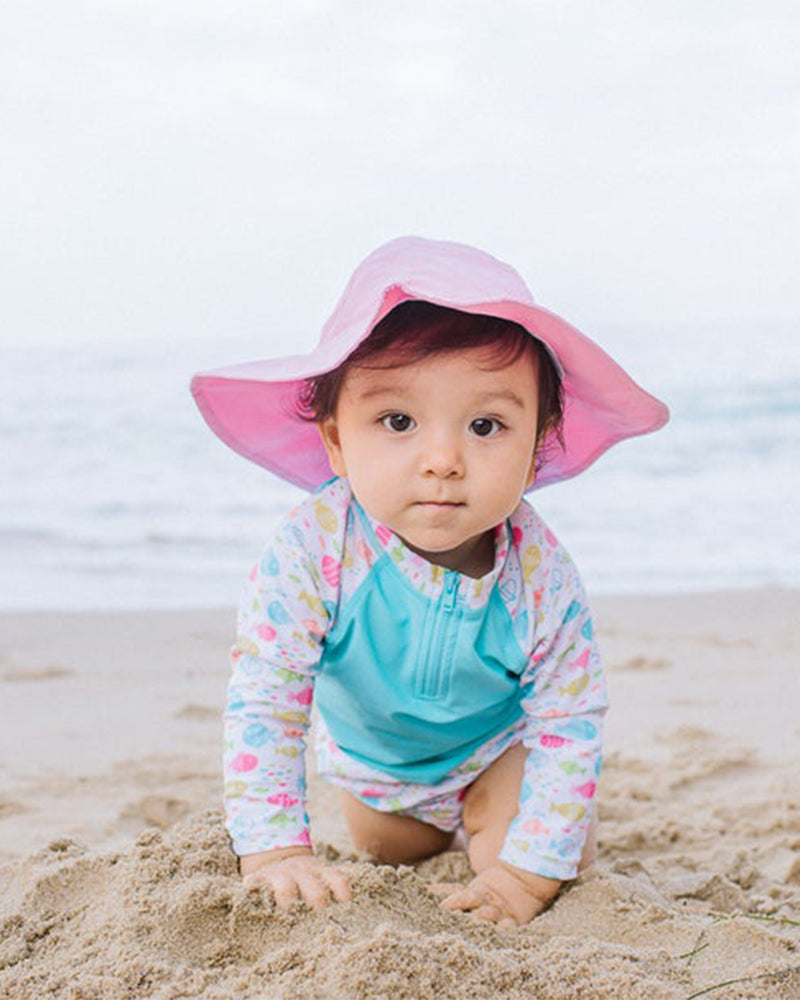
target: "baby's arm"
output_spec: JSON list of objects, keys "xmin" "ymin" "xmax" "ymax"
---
[
  {"xmin": 434, "ymin": 740, "xmax": 565, "ymax": 925},
  {"xmin": 500, "ymin": 623, "xmax": 607, "ymax": 883},
  {"xmin": 440, "ymin": 537, "xmax": 607, "ymax": 925},
  {"xmin": 498, "ymin": 555, "xmax": 608, "ymax": 891},
  {"xmin": 225, "ymin": 514, "xmax": 350, "ymax": 908}
]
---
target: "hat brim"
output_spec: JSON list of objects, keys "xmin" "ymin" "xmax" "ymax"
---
[{"xmin": 191, "ymin": 292, "xmax": 669, "ymax": 493}]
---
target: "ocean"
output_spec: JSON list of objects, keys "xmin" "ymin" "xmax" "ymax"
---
[{"xmin": 2, "ymin": 327, "xmax": 798, "ymax": 610}]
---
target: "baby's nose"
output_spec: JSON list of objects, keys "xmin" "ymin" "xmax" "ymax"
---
[{"xmin": 421, "ymin": 432, "xmax": 465, "ymax": 478}]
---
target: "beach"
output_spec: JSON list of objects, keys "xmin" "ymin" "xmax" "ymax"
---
[{"xmin": 1, "ymin": 589, "xmax": 799, "ymax": 999}]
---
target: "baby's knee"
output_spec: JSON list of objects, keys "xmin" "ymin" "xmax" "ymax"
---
[
  {"xmin": 340, "ymin": 790, "xmax": 452, "ymax": 864},
  {"xmin": 353, "ymin": 825, "xmax": 452, "ymax": 865}
]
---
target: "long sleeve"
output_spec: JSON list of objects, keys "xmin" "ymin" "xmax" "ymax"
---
[
  {"xmin": 499, "ymin": 539, "xmax": 608, "ymax": 881},
  {"xmin": 223, "ymin": 520, "xmax": 335, "ymax": 857}
]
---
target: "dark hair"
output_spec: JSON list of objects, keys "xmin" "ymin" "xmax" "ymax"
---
[{"xmin": 298, "ymin": 300, "xmax": 563, "ymax": 463}]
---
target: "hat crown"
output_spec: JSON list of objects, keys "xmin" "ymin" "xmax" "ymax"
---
[{"xmin": 320, "ymin": 236, "xmax": 536, "ymax": 349}]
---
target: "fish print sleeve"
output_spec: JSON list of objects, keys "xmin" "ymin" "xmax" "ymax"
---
[
  {"xmin": 223, "ymin": 491, "xmax": 345, "ymax": 857},
  {"xmin": 499, "ymin": 529, "xmax": 609, "ymax": 882}
]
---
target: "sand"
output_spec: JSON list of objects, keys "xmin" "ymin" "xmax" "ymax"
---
[{"xmin": 1, "ymin": 590, "xmax": 799, "ymax": 999}]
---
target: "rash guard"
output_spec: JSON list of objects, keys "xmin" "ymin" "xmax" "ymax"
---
[{"xmin": 224, "ymin": 477, "xmax": 608, "ymax": 880}]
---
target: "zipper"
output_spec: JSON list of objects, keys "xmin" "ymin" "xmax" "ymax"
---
[
  {"xmin": 418, "ymin": 571, "xmax": 460, "ymax": 698},
  {"xmin": 443, "ymin": 572, "xmax": 459, "ymax": 612}
]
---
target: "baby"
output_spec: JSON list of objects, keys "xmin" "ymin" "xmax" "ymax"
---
[{"xmin": 191, "ymin": 236, "xmax": 668, "ymax": 926}]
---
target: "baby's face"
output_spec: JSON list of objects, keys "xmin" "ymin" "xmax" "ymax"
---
[{"xmin": 318, "ymin": 346, "xmax": 540, "ymax": 577}]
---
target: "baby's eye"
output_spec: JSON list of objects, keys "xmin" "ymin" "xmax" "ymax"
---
[
  {"xmin": 470, "ymin": 417, "xmax": 503, "ymax": 437},
  {"xmin": 381, "ymin": 413, "xmax": 416, "ymax": 433}
]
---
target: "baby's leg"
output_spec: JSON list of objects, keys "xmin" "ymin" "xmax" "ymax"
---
[
  {"xmin": 462, "ymin": 742, "xmax": 597, "ymax": 874},
  {"xmin": 340, "ymin": 790, "xmax": 454, "ymax": 865}
]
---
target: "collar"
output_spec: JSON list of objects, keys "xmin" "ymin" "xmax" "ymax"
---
[{"xmin": 354, "ymin": 497, "xmax": 511, "ymax": 609}]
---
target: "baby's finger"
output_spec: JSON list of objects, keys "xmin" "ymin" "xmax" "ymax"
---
[
  {"xmin": 439, "ymin": 885, "xmax": 487, "ymax": 912},
  {"xmin": 467, "ymin": 902, "xmax": 506, "ymax": 924},
  {"xmin": 321, "ymin": 866, "xmax": 352, "ymax": 904},
  {"xmin": 428, "ymin": 881, "xmax": 465, "ymax": 900},
  {"xmin": 295, "ymin": 871, "xmax": 331, "ymax": 910},
  {"xmin": 242, "ymin": 867, "xmax": 273, "ymax": 891},
  {"xmin": 268, "ymin": 869, "xmax": 302, "ymax": 910}
]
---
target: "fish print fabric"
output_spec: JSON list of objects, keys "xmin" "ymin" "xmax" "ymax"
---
[{"xmin": 224, "ymin": 477, "xmax": 608, "ymax": 881}]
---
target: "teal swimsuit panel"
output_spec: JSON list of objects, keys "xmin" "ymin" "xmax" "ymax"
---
[{"xmin": 313, "ymin": 510, "xmax": 530, "ymax": 783}]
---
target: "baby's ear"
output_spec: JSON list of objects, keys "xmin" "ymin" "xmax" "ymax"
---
[{"xmin": 317, "ymin": 419, "xmax": 347, "ymax": 477}]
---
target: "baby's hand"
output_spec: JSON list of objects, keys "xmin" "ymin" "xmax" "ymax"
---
[
  {"xmin": 241, "ymin": 847, "xmax": 351, "ymax": 911},
  {"xmin": 432, "ymin": 862, "xmax": 560, "ymax": 927}
]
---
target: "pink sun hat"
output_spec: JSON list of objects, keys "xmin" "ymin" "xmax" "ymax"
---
[{"xmin": 191, "ymin": 236, "xmax": 669, "ymax": 491}]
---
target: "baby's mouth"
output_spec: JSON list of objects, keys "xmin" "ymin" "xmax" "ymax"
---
[{"xmin": 414, "ymin": 500, "xmax": 465, "ymax": 508}]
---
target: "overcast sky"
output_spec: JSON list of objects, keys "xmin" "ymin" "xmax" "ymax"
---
[{"xmin": 3, "ymin": 0, "xmax": 799, "ymax": 360}]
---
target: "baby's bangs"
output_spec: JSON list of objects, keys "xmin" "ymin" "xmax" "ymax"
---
[{"xmin": 351, "ymin": 301, "xmax": 535, "ymax": 372}]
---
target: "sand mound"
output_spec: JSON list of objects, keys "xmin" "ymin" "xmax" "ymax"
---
[{"xmin": 1, "ymin": 807, "xmax": 798, "ymax": 1000}]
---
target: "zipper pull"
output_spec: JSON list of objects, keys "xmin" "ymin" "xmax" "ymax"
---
[{"xmin": 443, "ymin": 572, "xmax": 459, "ymax": 612}]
